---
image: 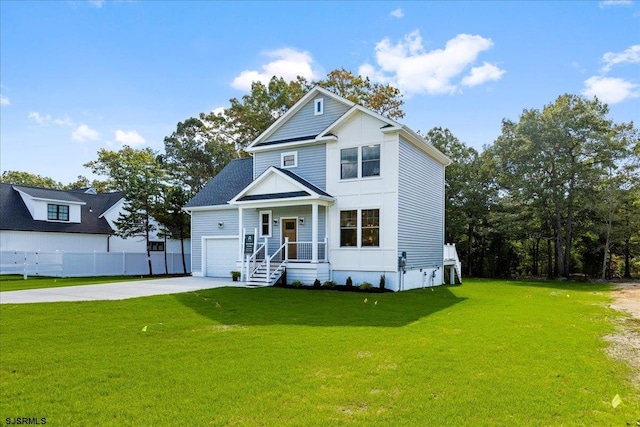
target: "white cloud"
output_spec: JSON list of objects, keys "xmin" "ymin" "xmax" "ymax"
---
[
  {"xmin": 359, "ymin": 31, "xmax": 504, "ymax": 96},
  {"xmin": 601, "ymin": 44, "xmax": 640, "ymax": 72},
  {"xmin": 88, "ymin": 0, "xmax": 105, "ymax": 8},
  {"xmin": 231, "ymin": 48, "xmax": 320, "ymax": 91},
  {"xmin": 72, "ymin": 124, "xmax": 99, "ymax": 142},
  {"xmin": 114, "ymin": 130, "xmax": 145, "ymax": 146},
  {"xmin": 461, "ymin": 62, "xmax": 506, "ymax": 87},
  {"xmin": 582, "ymin": 76, "xmax": 639, "ymax": 104},
  {"xmin": 0, "ymin": 94, "xmax": 10, "ymax": 106},
  {"xmin": 28, "ymin": 111, "xmax": 52, "ymax": 125},
  {"xmin": 599, "ymin": 0, "xmax": 633, "ymax": 7},
  {"xmin": 390, "ymin": 8, "xmax": 404, "ymax": 18}
]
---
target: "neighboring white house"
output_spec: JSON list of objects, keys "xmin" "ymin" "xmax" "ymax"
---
[
  {"xmin": 184, "ymin": 86, "xmax": 461, "ymax": 291},
  {"xmin": 0, "ymin": 183, "xmax": 190, "ymax": 275}
]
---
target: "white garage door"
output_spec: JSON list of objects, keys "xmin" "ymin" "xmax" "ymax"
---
[{"xmin": 205, "ymin": 238, "xmax": 238, "ymax": 278}]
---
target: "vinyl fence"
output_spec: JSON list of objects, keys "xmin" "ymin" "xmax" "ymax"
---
[{"xmin": 0, "ymin": 251, "xmax": 191, "ymax": 278}]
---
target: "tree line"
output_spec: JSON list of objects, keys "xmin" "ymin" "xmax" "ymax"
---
[{"xmin": 2, "ymin": 70, "xmax": 638, "ymax": 278}]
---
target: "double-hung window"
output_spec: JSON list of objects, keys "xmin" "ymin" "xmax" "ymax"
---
[
  {"xmin": 260, "ymin": 211, "xmax": 272, "ymax": 237},
  {"xmin": 340, "ymin": 144, "xmax": 380, "ymax": 180},
  {"xmin": 340, "ymin": 147, "xmax": 358, "ymax": 179},
  {"xmin": 340, "ymin": 208, "xmax": 380, "ymax": 247},
  {"xmin": 281, "ymin": 151, "xmax": 297, "ymax": 168},
  {"xmin": 47, "ymin": 204, "xmax": 69, "ymax": 221}
]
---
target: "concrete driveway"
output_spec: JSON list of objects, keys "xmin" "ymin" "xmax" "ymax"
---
[{"xmin": 0, "ymin": 277, "xmax": 247, "ymax": 304}]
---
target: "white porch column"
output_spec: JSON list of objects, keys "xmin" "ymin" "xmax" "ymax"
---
[
  {"xmin": 311, "ymin": 202, "xmax": 319, "ymax": 263},
  {"xmin": 238, "ymin": 207, "xmax": 244, "ymax": 262}
]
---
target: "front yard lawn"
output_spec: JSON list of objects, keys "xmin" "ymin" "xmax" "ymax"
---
[
  {"xmin": 0, "ymin": 275, "xmax": 155, "ymax": 292},
  {"xmin": 1, "ymin": 279, "xmax": 637, "ymax": 425}
]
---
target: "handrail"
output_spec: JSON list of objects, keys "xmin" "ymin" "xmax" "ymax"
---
[
  {"xmin": 247, "ymin": 242, "xmax": 267, "ymax": 279},
  {"xmin": 267, "ymin": 238, "xmax": 288, "ymax": 283}
]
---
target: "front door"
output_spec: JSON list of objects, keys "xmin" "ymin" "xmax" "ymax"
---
[{"xmin": 282, "ymin": 218, "xmax": 297, "ymax": 260}]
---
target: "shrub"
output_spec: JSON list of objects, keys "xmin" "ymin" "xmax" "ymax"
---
[
  {"xmin": 313, "ymin": 278, "xmax": 321, "ymax": 288},
  {"xmin": 230, "ymin": 271, "xmax": 241, "ymax": 281},
  {"xmin": 322, "ymin": 280, "xmax": 336, "ymax": 288},
  {"xmin": 379, "ymin": 274, "xmax": 386, "ymax": 289},
  {"xmin": 291, "ymin": 280, "xmax": 303, "ymax": 287},
  {"xmin": 359, "ymin": 282, "xmax": 373, "ymax": 290},
  {"xmin": 346, "ymin": 276, "xmax": 353, "ymax": 288}
]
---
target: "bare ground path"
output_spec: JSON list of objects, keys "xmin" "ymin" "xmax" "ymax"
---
[{"xmin": 605, "ymin": 281, "xmax": 640, "ymax": 387}]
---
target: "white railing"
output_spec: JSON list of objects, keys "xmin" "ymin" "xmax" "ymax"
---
[
  {"xmin": 0, "ymin": 250, "xmax": 191, "ymax": 278},
  {"xmin": 443, "ymin": 243, "xmax": 462, "ymax": 283},
  {"xmin": 246, "ymin": 241, "xmax": 267, "ymax": 281},
  {"xmin": 287, "ymin": 238, "xmax": 328, "ymax": 261},
  {"xmin": 266, "ymin": 238, "xmax": 288, "ymax": 284}
]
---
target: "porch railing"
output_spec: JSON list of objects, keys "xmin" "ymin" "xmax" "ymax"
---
[
  {"xmin": 287, "ymin": 238, "xmax": 328, "ymax": 262},
  {"xmin": 246, "ymin": 241, "xmax": 267, "ymax": 280}
]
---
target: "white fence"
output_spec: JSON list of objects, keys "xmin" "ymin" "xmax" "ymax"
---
[{"xmin": 0, "ymin": 251, "xmax": 191, "ymax": 278}]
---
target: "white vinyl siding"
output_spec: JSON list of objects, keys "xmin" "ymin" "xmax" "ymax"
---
[{"xmin": 397, "ymin": 137, "xmax": 445, "ymax": 269}]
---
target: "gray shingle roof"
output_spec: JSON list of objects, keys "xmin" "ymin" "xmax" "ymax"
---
[
  {"xmin": 0, "ymin": 183, "xmax": 123, "ymax": 235},
  {"xmin": 185, "ymin": 158, "xmax": 254, "ymax": 208},
  {"xmin": 275, "ymin": 168, "xmax": 332, "ymax": 198}
]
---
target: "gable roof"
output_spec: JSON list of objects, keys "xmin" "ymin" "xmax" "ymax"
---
[
  {"xmin": 229, "ymin": 166, "xmax": 334, "ymax": 206},
  {"xmin": 184, "ymin": 158, "xmax": 254, "ymax": 209},
  {"xmin": 246, "ymin": 86, "xmax": 354, "ymax": 151},
  {"xmin": 0, "ymin": 183, "xmax": 123, "ymax": 235}
]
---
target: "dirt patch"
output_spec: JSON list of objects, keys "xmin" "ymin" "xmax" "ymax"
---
[{"xmin": 605, "ymin": 281, "xmax": 640, "ymax": 387}]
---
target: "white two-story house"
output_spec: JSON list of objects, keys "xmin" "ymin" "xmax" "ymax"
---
[{"xmin": 185, "ymin": 86, "xmax": 460, "ymax": 291}]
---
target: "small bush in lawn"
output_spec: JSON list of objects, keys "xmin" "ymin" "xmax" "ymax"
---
[
  {"xmin": 313, "ymin": 278, "xmax": 321, "ymax": 288},
  {"xmin": 379, "ymin": 274, "xmax": 386, "ymax": 289},
  {"xmin": 346, "ymin": 276, "xmax": 353, "ymax": 288},
  {"xmin": 359, "ymin": 282, "xmax": 373, "ymax": 290},
  {"xmin": 322, "ymin": 280, "xmax": 336, "ymax": 288},
  {"xmin": 291, "ymin": 280, "xmax": 303, "ymax": 287}
]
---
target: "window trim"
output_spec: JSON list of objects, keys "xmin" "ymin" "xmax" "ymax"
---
[
  {"xmin": 340, "ymin": 146, "xmax": 359, "ymax": 180},
  {"xmin": 339, "ymin": 208, "xmax": 381, "ymax": 248},
  {"xmin": 314, "ymin": 98, "xmax": 324, "ymax": 115},
  {"xmin": 280, "ymin": 151, "xmax": 298, "ymax": 169},
  {"xmin": 47, "ymin": 204, "xmax": 70, "ymax": 222},
  {"xmin": 259, "ymin": 210, "xmax": 272, "ymax": 238}
]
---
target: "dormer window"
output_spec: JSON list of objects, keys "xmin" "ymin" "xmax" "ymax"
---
[
  {"xmin": 48, "ymin": 204, "xmax": 69, "ymax": 221},
  {"xmin": 314, "ymin": 98, "xmax": 324, "ymax": 115}
]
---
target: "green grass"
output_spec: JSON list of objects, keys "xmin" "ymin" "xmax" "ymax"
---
[
  {"xmin": 1, "ymin": 279, "xmax": 638, "ymax": 426},
  {"xmin": 0, "ymin": 275, "xmax": 153, "ymax": 292}
]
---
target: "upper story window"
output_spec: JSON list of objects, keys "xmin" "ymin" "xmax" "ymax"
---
[
  {"xmin": 340, "ymin": 147, "xmax": 358, "ymax": 179},
  {"xmin": 281, "ymin": 151, "xmax": 298, "ymax": 168},
  {"xmin": 362, "ymin": 145, "xmax": 381, "ymax": 177},
  {"xmin": 314, "ymin": 98, "xmax": 324, "ymax": 115},
  {"xmin": 47, "ymin": 204, "xmax": 69, "ymax": 221},
  {"xmin": 340, "ymin": 144, "xmax": 381, "ymax": 180},
  {"xmin": 260, "ymin": 210, "xmax": 272, "ymax": 237}
]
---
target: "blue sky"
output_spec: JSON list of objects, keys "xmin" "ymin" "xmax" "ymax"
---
[{"xmin": 1, "ymin": 1, "xmax": 639, "ymax": 184}]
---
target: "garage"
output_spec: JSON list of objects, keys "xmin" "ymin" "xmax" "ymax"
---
[{"xmin": 204, "ymin": 237, "xmax": 239, "ymax": 278}]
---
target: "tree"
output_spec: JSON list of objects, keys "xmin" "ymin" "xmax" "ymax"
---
[
  {"xmin": 425, "ymin": 127, "xmax": 495, "ymax": 276},
  {"xmin": 1, "ymin": 171, "xmax": 61, "ymax": 188},
  {"xmin": 152, "ymin": 185, "xmax": 191, "ymax": 274},
  {"xmin": 489, "ymin": 94, "xmax": 635, "ymax": 278},
  {"xmin": 162, "ymin": 117, "xmax": 238, "ymax": 195},
  {"xmin": 85, "ymin": 146, "xmax": 165, "ymax": 275}
]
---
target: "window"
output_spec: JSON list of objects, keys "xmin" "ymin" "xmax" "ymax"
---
[
  {"xmin": 361, "ymin": 209, "xmax": 380, "ymax": 247},
  {"xmin": 340, "ymin": 145, "xmax": 381, "ymax": 180},
  {"xmin": 340, "ymin": 147, "xmax": 358, "ymax": 179},
  {"xmin": 314, "ymin": 98, "xmax": 324, "ymax": 115},
  {"xmin": 340, "ymin": 210, "xmax": 357, "ymax": 247},
  {"xmin": 340, "ymin": 209, "xmax": 380, "ymax": 247},
  {"xmin": 281, "ymin": 151, "xmax": 297, "ymax": 168},
  {"xmin": 47, "ymin": 204, "xmax": 69, "ymax": 221},
  {"xmin": 362, "ymin": 145, "xmax": 380, "ymax": 177},
  {"xmin": 260, "ymin": 210, "xmax": 272, "ymax": 237},
  {"xmin": 149, "ymin": 241, "xmax": 165, "ymax": 252}
]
